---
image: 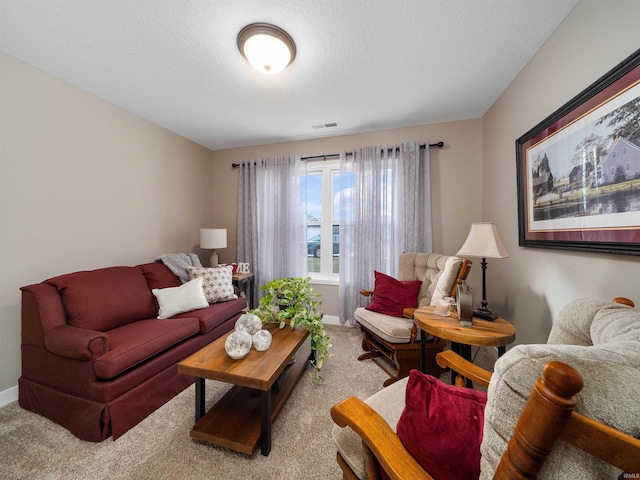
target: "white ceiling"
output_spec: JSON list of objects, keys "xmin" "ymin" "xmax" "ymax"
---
[{"xmin": 1, "ymin": 0, "xmax": 578, "ymax": 151}]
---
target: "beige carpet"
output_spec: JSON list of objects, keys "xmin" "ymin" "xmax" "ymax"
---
[{"xmin": 0, "ymin": 325, "xmax": 497, "ymax": 479}]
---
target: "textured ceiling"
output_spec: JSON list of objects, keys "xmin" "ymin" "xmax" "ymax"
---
[{"xmin": 1, "ymin": 0, "xmax": 578, "ymax": 151}]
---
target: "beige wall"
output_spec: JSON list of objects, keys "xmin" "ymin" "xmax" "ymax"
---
[
  {"xmin": 209, "ymin": 120, "xmax": 484, "ymax": 318},
  {"xmin": 0, "ymin": 53, "xmax": 214, "ymax": 392},
  {"xmin": 481, "ymin": 0, "xmax": 640, "ymax": 344}
]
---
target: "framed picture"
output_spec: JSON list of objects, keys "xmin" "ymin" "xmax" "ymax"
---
[{"xmin": 516, "ymin": 48, "xmax": 640, "ymax": 255}]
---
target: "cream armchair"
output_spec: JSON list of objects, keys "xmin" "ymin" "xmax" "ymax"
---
[
  {"xmin": 332, "ymin": 297, "xmax": 640, "ymax": 479},
  {"xmin": 355, "ymin": 252, "xmax": 471, "ymax": 386}
]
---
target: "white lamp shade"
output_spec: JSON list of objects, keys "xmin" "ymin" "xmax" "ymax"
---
[
  {"xmin": 200, "ymin": 228, "xmax": 227, "ymax": 249},
  {"xmin": 456, "ymin": 222, "xmax": 509, "ymax": 259}
]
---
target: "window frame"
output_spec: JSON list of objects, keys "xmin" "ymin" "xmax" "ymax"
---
[{"xmin": 304, "ymin": 159, "xmax": 341, "ymax": 282}]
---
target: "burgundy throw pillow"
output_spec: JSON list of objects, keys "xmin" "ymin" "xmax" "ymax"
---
[
  {"xmin": 388, "ymin": 370, "xmax": 487, "ymax": 480},
  {"xmin": 365, "ymin": 271, "xmax": 422, "ymax": 317}
]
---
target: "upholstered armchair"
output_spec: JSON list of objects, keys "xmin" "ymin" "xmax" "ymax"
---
[
  {"xmin": 332, "ymin": 297, "xmax": 640, "ymax": 479},
  {"xmin": 355, "ymin": 252, "xmax": 471, "ymax": 386}
]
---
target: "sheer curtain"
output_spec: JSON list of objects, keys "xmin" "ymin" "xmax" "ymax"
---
[
  {"xmin": 237, "ymin": 155, "xmax": 307, "ymax": 301},
  {"xmin": 338, "ymin": 142, "xmax": 432, "ymax": 325}
]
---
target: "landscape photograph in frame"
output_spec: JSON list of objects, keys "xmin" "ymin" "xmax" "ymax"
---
[{"xmin": 516, "ymin": 48, "xmax": 640, "ymax": 255}]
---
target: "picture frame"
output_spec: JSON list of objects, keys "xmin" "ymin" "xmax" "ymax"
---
[{"xmin": 516, "ymin": 48, "xmax": 640, "ymax": 256}]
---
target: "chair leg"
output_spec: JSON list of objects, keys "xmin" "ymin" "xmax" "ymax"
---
[
  {"xmin": 336, "ymin": 452, "xmax": 360, "ymax": 480},
  {"xmin": 358, "ymin": 334, "xmax": 376, "ymax": 361},
  {"xmin": 358, "ymin": 351, "xmax": 379, "ymax": 361}
]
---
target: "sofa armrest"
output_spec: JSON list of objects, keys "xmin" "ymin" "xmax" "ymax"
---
[{"xmin": 44, "ymin": 325, "xmax": 109, "ymax": 360}]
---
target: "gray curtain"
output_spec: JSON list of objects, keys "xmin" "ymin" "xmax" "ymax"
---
[
  {"xmin": 338, "ymin": 142, "xmax": 432, "ymax": 325},
  {"xmin": 237, "ymin": 155, "xmax": 307, "ymax": 302}
]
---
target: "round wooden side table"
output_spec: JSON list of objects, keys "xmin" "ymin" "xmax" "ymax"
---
[{"xmin": 413, "ymin": 306, "xmax": 516, "ymax": 386}]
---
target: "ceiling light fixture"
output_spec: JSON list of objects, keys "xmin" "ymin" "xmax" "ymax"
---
[{"xmin": 237, "ymin": 23, "xmax": 296, "ymax": 75}]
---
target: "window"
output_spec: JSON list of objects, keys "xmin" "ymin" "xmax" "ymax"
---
[{"xmin": 301, "ymin": 159, "xmax": 353, "ymax": 279}]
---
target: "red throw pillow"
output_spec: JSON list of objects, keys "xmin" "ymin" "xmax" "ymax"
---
[
  {"xmin": 385, "ymin": 370, "xmax": 487, "ymax": 480},
  {"xmin": 365, "ymin": 271, "xmax": 422, "ymax": 317}
]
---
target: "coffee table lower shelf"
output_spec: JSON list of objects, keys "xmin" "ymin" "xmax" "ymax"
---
[{"xmin": 189, "ymin": 340, "xmax": 312, "ymax": 455}]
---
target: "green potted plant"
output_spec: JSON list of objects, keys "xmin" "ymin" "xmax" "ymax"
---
[{"xmin": 251, "ymin": 277, "xmax": 330, "ymax": 381}]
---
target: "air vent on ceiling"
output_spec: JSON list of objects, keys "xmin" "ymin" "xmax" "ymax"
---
[{"xmin": 312, "ymin": 122, "xmax": 339, "ymax": 130}]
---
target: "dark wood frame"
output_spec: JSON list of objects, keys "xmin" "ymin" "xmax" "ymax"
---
[{"xmin": 516, "ymin": 48, "xmax": 640, "ymax": 255}]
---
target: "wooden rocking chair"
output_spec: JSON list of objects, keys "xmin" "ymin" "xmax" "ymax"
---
[
  {"xmin": 355, "ymin": 253, "xmax": 472, "ymax": 387},
  {"xmin": 333, "ymin": 297, "xmax": 640, "ymax": 480}
]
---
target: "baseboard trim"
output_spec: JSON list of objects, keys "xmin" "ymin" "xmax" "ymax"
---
[
  {"xmin": 0, "ymin": 385, "xmax": 18, "ymax": 407},
  {"xmin": 322, "ymin": 315, "xmax": 354, "ymax": 326}
]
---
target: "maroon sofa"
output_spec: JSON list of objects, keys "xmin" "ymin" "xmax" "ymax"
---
[{"xmin": 19, "ymin": 261, "xmax": 246, "ymax": 441}]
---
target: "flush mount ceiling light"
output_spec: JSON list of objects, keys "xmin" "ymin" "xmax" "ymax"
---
[{"xmin": 237, "ymin": 23, "xmax": 296, "ymax": 75}]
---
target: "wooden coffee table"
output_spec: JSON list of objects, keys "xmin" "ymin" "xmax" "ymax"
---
[
  {"xmin": 178, "ymin": 323, "xmax": 311, "ymax": 455},
  {"xmin": 413, "ymin": 306, "xmax": 516, "ymax": 386}
]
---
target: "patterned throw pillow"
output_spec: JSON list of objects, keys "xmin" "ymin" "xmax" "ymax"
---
[{"xmin": 186, "ymin": 266, "xmax": 238, "ymax": 304}]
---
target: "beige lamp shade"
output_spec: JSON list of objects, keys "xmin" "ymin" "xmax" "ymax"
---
[
  {"xmin": 200, "ymin": 228, "xmax": 227, "ymax": 249},
  {"xmin": 457, "ymin": 222, "xmax": 509, "ymax": 259}
]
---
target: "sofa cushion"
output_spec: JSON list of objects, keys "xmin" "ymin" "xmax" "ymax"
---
[
  {"xmin": 173, "ymin": 297, "xmax": 247, "ymax": 333},
  {"xmin": 365, "ymin": 271, "xmax": 422, "ymax": 317},
  {"xmin": 138, "ymin": 262, "xmax": 182, "ymax": 291},
  {"xmin": 94, "ymin": 318, "xmax": 199, "ymax": 379},
  {"xmin": 46, "ymin": 267, "xmax": 157, "ymax": 331},
  {"xmin": 152, "ymin": 277, "xmax": 209, "ymax": 319},
  {"xmin": 355, "ymin": 307, "xmax": 415, "ymax": 343},
  {"xmin": 393, "ymin": 370, "xmax": 487, "ymax": 480},
  {"xmin": 186, "ymin": 265, "xmax": 238, "ymax": 303}
]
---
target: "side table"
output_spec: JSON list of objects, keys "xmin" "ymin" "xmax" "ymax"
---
[
  {"xmin": 233, "ymin": 272, "xmax": 255, "ymax": 309},
  {"xmin": 413, "ymin": 306, "xmax": 516, "ymax": 386}
]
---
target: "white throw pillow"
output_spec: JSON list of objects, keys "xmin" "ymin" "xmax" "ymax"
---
[
  {"xmin": 429, "ymin": 256, "xmax": 462, "ymax": 305},
  {"xmin": 187, "ymin": 265, "xmax": 238, "ymax": 303},
  {"xmin": 152, "ymin": 276, "xmax": 209, "ymax": 319}
]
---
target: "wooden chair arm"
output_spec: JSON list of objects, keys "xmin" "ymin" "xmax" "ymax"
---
[
  {"xmin": 360, "ymin": 289, "xmax": 374, "ymax": 297},
  {"xmin": 613, "ymin": 297, "xmax": 635, "ymax": 307},
  {"xmin": 561, "ymin": 411, "xmax": 640, "ymax": 473},
  {"xmin": 402, "ymin": 307, "xmax": 416, "ymax": 319},
  {"xmin": 436, "ymin": 350, "xmax": 492, "ymax": 388},
  {"xmin": 331, "ymin": 397, "xmax": 434, "ymax": 480}
]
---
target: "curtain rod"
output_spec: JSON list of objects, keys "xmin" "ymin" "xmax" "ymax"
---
[{"xmin": 231, "ymin": 141, "xmax": 444, "ymax": 168}]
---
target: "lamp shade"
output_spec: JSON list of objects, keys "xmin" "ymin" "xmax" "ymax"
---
[
  {"xmin": 237, "ymin": 23, "xmax": 296, "ymax": 75},
  {"xmin": 456, "ymin": 222, "xmax": 509, "ymax": 259},
  {"xmin": 200, "ymin": 228, "xmax": 227, "ymax": 249}
]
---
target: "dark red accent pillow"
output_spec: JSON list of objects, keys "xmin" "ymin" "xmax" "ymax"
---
[
  {"xmin": 138, "ymin": 262, "xmax": 181, "ymax": 290},
  {"xmin": 46, "ymin": 267, "xmax": 157, "ymax": 331},
  {"xmin": 386, "ymin": 370, "xmax": 487, "ymax": 480},
  {"xmin": 365, "ymin": 271, "xmax": 422, "ymax": 317}
]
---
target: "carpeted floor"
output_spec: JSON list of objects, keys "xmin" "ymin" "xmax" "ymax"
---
[{"xmin": 0, "ymin": 325, "xmax": 497, "ymax": 479}]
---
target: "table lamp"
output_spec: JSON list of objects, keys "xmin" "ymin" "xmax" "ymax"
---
[
  {"xmin": 456, "ymin": 222, "xmax": 509, "ymax": 320},
  {"xmin": 200, "ymin": 228, "xmax": 227, "ymax": 267}
]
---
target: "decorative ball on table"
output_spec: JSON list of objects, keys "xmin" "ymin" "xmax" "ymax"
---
[
  {"xmin": 225, "ymin": 330, "xmax": 253, "ymax": 359},
  {"xmin": 235, "ymin": 312, "xmax": 263, "ymax": 336},
  {"xmin": 252, "ymin": 329, "xmax": 272, "ymax": 351}
]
